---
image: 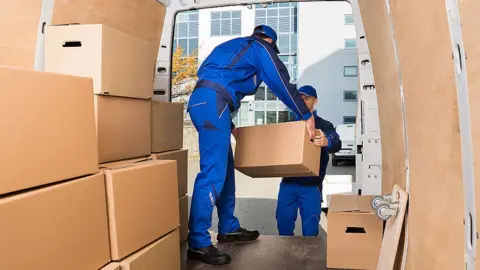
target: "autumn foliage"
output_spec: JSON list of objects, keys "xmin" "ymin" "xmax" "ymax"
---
[{"xmin": 171, "ymin": 46, "xmax": 198, "ymax": 100}]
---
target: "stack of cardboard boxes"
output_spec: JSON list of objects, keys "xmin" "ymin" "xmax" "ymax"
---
[
  {"xmin": 0, "ymin": 67, "xmax": 111, "ymax": 270},
  {"xmin": 150, "ymin": 101, "xmax": 189, "ymax": 244},
  {"xmin": 1, "ymin": 1, "xmax": 184, "ymax": 270}
]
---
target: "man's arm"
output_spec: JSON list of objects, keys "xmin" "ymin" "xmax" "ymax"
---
[
  {"xmin": 321, "ymin": 120, "xmax": 342, "ymax": 153},
  {"xmin": 253, "ymin": 40, "xmax": 312, "ymax": 121}
]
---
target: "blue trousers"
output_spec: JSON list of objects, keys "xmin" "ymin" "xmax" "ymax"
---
[
  {"xmin": 187, "ymin": 87, "xmax": 241, "ymax": 249},
  {"xmin": 276, "ymin": 181, "xmax": 322, "ymax": 237}
]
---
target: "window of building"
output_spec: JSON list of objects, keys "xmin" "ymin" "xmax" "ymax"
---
[
  {"xmin": 253, "ymin": 3, "xmax": 299, "ymax": 126},
  {"xmin": 211, "ymin": 11, "xmax": 242, "ymax": 36},
  {"xmin": 344, "ymin": 39, "xmax": 356, "ymax": 49},
  {"xmin": 344, "ymin": 66, "xmax": 358, "ymax": 77},
  {"xmin": 344, "ymin": 14, "xmax": 354, "ymax": 25},
  {"xmin": 253, "ymin": 109, "xmax": 294, "ymax": 125},
  {"xmin": 255, "ymin": 3, "xmax": 298, "ymax": 55},
  {"xmin": 278, "ymin": 111, "xmax": 292, "ymax": 123},
  {"xmin": 343, "ymin": 116, "xmax": 356, "ymax": 124},
  {"xmin": 255, "ymin": 111, "xmax": 265, "ymax": 125},
  {"xmin": 232, "ymin": 101, "xmax": 249, "ymax": 127},
  {"xmin": 343, "ymin": 91, "xmax": 358, "ymax": 102},
  {"xmin": 174, "ymin": 11, "xmax": 199, "ymax": 56}
]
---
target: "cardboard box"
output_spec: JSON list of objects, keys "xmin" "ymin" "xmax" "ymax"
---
[
  {"xmin": 0, "ymin": 0, "xmax": 165, "ymax": 70},
  {"xmin": 45, "ymin": 24, "xmax": 157, "ymax": 99},
  {"xmin": 151, "ymin": 101, "xmax": 184, "ymax": 153},
  {"xmin": 100, "ymin": 263, "xmax": 121, "ymax": 270},
  {"xmin": 327, "ymin": 195, "xmax": 382, "ymax": 269},
  {"xmin": 95, "ymin": 95, "xmax": 151, "ymax": 163},
  {"xmin": 0, "ymin": 173, "xmax": 110, "ymax": 270},
  {"xmin": 101, "ymin": 159, "xmax": 180, "ymax": 260},
  {"xmin": 0, "ymin": 66, "xmax": 98, "ymax": 195},
  {"xmin": 234, "ymin": 121, "xmax": 321, "ymax": 177},
  {"xmin": 179, "ymin": 195, "xmax": 189, "ymax": 243},
  {"xmin": 119, "ymin": 229, "xmax": 181, "ymax": 270},
  {"xmin": 152, "ymin": 149, "xmax": 188, "ymax": 197}
]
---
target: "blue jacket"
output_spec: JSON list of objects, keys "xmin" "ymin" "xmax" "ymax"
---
[
  {"xmin": 197, "ymin": 36, "xmax": 312, "ymax": 121},
  {"xmin": 283, "ymin": 111, "xmax": 342, "ymax": 186}
]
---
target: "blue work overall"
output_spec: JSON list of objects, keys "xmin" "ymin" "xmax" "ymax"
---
[
  {"xmin": 187, "ymin": 36, "xmax": 313, "ymax": 249},
  {"xmin": 276, "ymin": 112, "xmax": 342, "ymax": 237}
]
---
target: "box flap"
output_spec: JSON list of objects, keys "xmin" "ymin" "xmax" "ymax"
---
[
  {"xmin": 329, "ymin": 195, "xmax": 375, "ymax": 213},
  {"xmin": 99, "ymin": 157, "xmax": 153, "ymax": 170}
]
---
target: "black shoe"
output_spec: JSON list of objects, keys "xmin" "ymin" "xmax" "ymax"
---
[
  {"xmin": 187, "ymin": 245, "xmax": 231, "ymax": 265},
  {"xmin": 217, "ymin": 227, "xmax": 260, "ymax": 243}
]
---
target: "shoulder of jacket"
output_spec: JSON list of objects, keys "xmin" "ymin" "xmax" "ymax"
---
[{"xmin": 315, "ymin": 117, "xmax": 334, "ymax": 129}]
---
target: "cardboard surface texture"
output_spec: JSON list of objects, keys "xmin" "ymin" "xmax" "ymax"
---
[
  {"xmin": 327, "ymin": 195, "xmax": 382, "ymax": 270},
  {"xmin": 119, "ymin": 229, "xmax": 181, "ymax": 270},
  {"xmin": 0, "ymin": 0, "xmax": 165, "ymax": 69},
  {"xmin": 0, "ymin": 66, "xmax": 98, "ymax": 195},
  {"xmin": 0, "ymin": 0, "xmax": 44, "ymax": 69},
  {"xmin": 152, "ymin": 149, "xmax": 188, "ymax": 197},
  {"xmin": 151, "ymin": 101, "xmax": 184, "ymax": 153},
  {"xmin": 179, "ymin": 195, "xmax": 189, "ymax": 243},
  {"xmin": 52, "ymin": 0, "xmax": 166, "ymax": 47},
  {"xmin": 0, "ymin": 173, "xmax": 110, "ymax": 270},
  {"xmin": 102, "ymin": 160, "xmax": 180, "ymax": 260},
  {"xmin": 234, "ymin": 121, "xmax": 321, "ymax": 177},
  {"xmin": 100, "ymin": 263, "xmax": 121, "ymax": 270},
  {"xmin": 95, "ymin": 95, "xmax": 151, "ymax": 163},
  {"xmin": 45, "ymin": 24, "xmax": 156, "ymax": 99},
  {"xmin": 388, "ymin": 0, "xmax": 465, "ymax": 268}
]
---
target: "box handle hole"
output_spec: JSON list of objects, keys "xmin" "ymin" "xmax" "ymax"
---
[
  {"xmin": 62, "ymin": 41, "xmax": 82, "ymax": 48},
  {"xmin": 154, "ymin": 90, "xmax": 166, "ymax": 96},
  {"xmin": 345, "ymin": 227, "xmax": 366, "ymax": 234}
]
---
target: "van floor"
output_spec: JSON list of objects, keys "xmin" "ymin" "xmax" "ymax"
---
[{"xmin": 181, "ymin": 235, "xmax": 329, "ymax": 270}]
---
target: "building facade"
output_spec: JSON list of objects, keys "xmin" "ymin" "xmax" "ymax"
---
[{"xmin": 173, "ymin": 1, "xmax": 358, "ymax": 127}]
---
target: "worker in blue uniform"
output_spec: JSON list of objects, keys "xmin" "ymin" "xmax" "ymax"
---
[
  {"xmin": 276, "ymin": 85, "xmax": 342, "ymax": 237},
  {"xmin": 186, "ymin": 25, "xmax": 317, "ymax": 265}
]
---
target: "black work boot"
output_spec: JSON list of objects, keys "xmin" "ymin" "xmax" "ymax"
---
[
  {"xmin": 217, "ymin": 227, "xmax": 260, "ymax": 243},
  {"xmin": 187, "ymin": 245, "xmax": 231, "ymax": 265}
]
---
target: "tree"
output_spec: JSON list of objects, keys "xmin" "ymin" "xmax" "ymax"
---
[{"xmin": 171, "ymin": 46, "xmax": 198, "ymax": 101}]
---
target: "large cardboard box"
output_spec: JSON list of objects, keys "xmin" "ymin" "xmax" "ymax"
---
[
  {"xmin": 152, "ymin": 149, "xmax": 188, "ymax": 197},
  {"xmin": 119, "ymin": 229, "xmax": 181, "ymax": 270},
  {"xmin": 45, "ymin": 24, "xmax": 157, "ymax": 99},
  {"xmin": 101, "ymin": 159, "xmax": 180, "ymax": 260},
  {"xmin": 95, "ymin": 95, "xmax": 151, "ymax": 164},
  {"xmin": 234, "ymin": 121, "xmax": 321, "ymax": 177},
  {"xmin": 100, "ymin": 263, "xmax": 121, "ymax": 270},
  {"xmin": 0, "ymin": 0, "xmax": 165, "ymax": 70},
  {"xmin": 0, "ymin": 173, "xmax": 110, "ymax": 270},
  {"xmin": 0, "ymin": 66, "xmax": 98, "ymax": 195},
  {"xmin": 151, "ymin": 101, "xmax": 184, "ymax": 153},
  {"xmin": 327, "ymin": 195, "xmax": 382, "ymax": 269},
  {"xmin": 179, "ymin": 195, "xmax": 189, "ymax": 243}
]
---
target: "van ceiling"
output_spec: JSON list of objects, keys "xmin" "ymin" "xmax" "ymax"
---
[{"xmin": 163, "ymin": 0, "xmax": 346, "ymax": 11}]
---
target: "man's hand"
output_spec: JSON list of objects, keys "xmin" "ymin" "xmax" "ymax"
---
[
  {"xmin": 313, "ymin": 129, "xmax": 329, "ymax": 147},
  {"xmin": 232, "ymin": 127, "xmax": 238, "ymax": 140},
  {"xmin": 306, "ymin": 116, "xmax": 316, "ymax": 140}
]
